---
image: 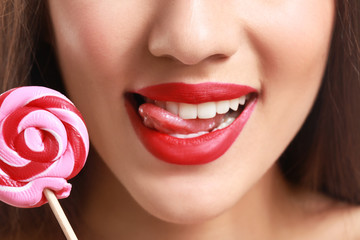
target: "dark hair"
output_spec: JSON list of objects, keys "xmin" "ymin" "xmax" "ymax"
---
[
  {"xmin": 0, "ymin": 0, "xmax": 360, "ymax": 238},
  {"xmin": 278, "ymin": 0, "xmax": 360, "ymax": 204}
]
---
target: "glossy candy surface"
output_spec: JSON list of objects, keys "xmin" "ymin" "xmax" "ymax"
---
[{"xmin": 0, "ymin": 87, "xmax": 89, "ymax": 208}]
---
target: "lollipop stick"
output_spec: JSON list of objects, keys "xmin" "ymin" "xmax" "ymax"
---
[{"xmin": 43, "ymin": 189, "xmax": 78, "ymax": 240}]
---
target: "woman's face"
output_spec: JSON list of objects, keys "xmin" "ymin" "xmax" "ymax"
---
[{"xmin": 48, "ymin": 0, "xmax": 335, "ymax": 223}]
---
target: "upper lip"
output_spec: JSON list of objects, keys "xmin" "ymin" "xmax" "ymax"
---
[{"xmin": 131, "ymin": 82, "xmax": 257, "ymax": 103}]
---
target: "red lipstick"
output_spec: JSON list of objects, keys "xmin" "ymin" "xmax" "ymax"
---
[
  {"xmin": 136, "ymin": 82, "xmax": 255, "ymax": 103},
  {"xmin": 126, "ymin": 82, "xmax": 257, "ymax": 165}
]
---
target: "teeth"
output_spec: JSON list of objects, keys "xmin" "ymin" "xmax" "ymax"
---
[
  {"xmin": 166, "ymin": 101, "xmax": 179, "ymax": 115},
  {"xmin": 216, "ymin": 100, "xmax": 230, "ymax": 114},
  {"xmin": 170, "ymin": 131, "xmax": 208, "ymax": 139},
  {"xmin": 155, "ymin": 100, "xmax": 166, "ymax": 109},
  {"xmin": 150, "ymin": 94, "xmax": 250, "ymax": 120},
  {"xmin": 213, "ymin": 113, "xmax": 237, "ymax": 131},
  {"xmin": 239, "ymin": 96, "xmax": 246, "ymax": 105},
  {"xmin": 178, "ymin": 103, "xmax": 197, "ymax": 119},
  {"xmin": 197, "ymin": 102, "xmax": 216, "ymax": 119},
  {"xmin": 229, "ymin": 98, "xmax": 239, "ymax": 111}
]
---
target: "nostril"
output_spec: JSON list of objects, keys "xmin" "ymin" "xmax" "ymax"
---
[
  {"xmin": 148, "ymin": 36, "xmax": 214, "ymax": 65},
  {"xmin": 149, "ymin": 32, "xmax": 235, "ymax": 65}
]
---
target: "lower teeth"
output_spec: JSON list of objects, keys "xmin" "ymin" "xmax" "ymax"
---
[
  {"xmin": 170, "ymin": 131, "xmax": 209, "ymax": 139},
  {"xmin": 212, "ymin": 111, "xmax": 238, "ymax": 131},
  {"xmin": 169, "ymin": 111, "xmax": 239, "ymax": 139}
]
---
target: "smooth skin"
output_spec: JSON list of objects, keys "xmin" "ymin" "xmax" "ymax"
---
[{"xmin": 47, "ymin": 0, "xmax": 360, "ymax": 239}]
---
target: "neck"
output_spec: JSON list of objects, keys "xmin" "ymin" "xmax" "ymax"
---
[{"xmin": 76, "ymin": 152, "xmax": 302, "ymax": 240}]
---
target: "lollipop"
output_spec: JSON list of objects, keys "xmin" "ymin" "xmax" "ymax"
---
[{"xmin": 0, "ymin": 86, "xmax": 89, "ymax": 239}]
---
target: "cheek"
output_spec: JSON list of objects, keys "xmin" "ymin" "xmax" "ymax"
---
[
  {"xmin": 247, "ymin": 1, "xmax": 334, "ymax": 114},
  {"xmin": 48, "ymin": 1, "xmax": 153, "ymax": 139},
  {"xmin": 48, "ymin": 2, "xmax": 133, "ymax": 165},
  {"xmin": 230, "ymin": 1, "xmax": 335, "ymax": 164},
  {"xmin": 49, "ymin": 1, "xmax": 153, "ymax": 85},
  {"xmin": 248, "ymin": 1, "xmax": 335, "ymax": 80}
]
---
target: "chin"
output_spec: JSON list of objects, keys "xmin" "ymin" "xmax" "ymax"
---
[
  {"xmin": 125, "ymin": 171, "xmax": 243, "ymax": 225},
  {"xmin": 141, "ymin": 194, "xmax": 234, "ymax": 225}
]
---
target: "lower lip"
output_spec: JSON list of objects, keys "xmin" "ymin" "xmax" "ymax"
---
[{"xmin": 125, "ymin": 98, "xmax": 257, "ymax": 165}]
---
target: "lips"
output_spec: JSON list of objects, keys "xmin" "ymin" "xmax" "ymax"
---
[
  {"xmin": 125, "ymin": 82, "xmax": 257, "ymax": 165},
  {"xmin": 135, "ymin": 82, "xmax": 254, "ymax": 103}
]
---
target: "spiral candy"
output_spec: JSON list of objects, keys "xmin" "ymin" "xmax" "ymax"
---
[{"xmin": 0, "ymin": 87, "xmax": 89, "ymax": 208}]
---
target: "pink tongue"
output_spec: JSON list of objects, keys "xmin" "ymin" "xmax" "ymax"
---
[{"xmin": 138, "ymin": 103, "xmax": 225, "ymax": 134}]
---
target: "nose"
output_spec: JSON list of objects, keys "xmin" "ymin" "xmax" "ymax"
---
[{"xmin": 148, "ymin": 1, "xmax": 239, "ymax": 65}]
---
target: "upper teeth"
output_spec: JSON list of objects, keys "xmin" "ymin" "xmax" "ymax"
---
[{"xmin": 153, "ymin": 95, "xmax": 248, "ymax": 120}]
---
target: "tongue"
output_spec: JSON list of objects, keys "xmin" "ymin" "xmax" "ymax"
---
[{"xmin": 138, "ymin": 103, "xmax": 225, "ymax": 134}]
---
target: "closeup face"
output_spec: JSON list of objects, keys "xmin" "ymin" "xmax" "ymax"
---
[{"xmin": 48, "ymin": 0, "xmax": 335, "ymax": 223}]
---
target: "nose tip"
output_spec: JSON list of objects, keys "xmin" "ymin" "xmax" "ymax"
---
[
  {"xmin": 149, "ymin": 31, "xmax": 232, "ymax": 65},
  {"xmin": 148, "ymin": 2, "xmax": 239, "ymax": 65}
]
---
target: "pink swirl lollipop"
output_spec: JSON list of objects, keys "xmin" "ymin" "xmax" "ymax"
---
[{"xmin": 0, "ymin": 86, "xmax": 89, "ymax": 208}]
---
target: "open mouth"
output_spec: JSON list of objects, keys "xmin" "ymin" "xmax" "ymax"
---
[
  {"xmin": 125, "ymin": 82, "xmax": 258, "ymax": 165},
  {"xmin": 127, "ymin": 92, "xmax": 256, "ymax": 139}
]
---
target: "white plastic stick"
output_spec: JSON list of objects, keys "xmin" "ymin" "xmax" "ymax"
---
[{"xmin": 43, "ymin": 189, "xmax": 78, "ymax": 240}]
